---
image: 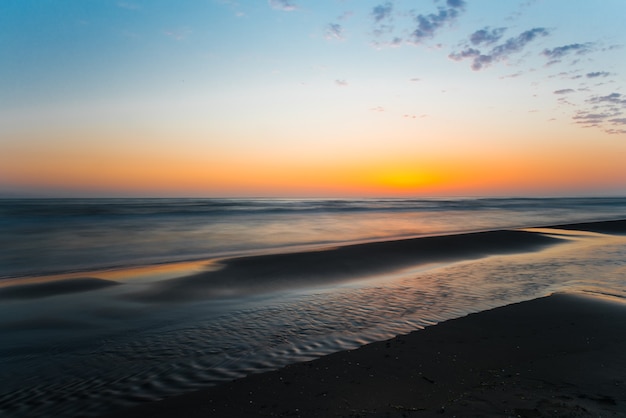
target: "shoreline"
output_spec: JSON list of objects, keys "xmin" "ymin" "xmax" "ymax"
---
[
  {"xmin": 102, "ymin": 292, "xmax": 626, "ymax": 417},
  {"xmin": 0, "ymin": 229, "xmax": 563, "ymax": 302},
  {"xmin": 2, "ymin": 218, "xmax": 625, "ymax": 286},
  {"xmin": 127, "ymin": 229, "xmax": 563, "ymax": 303},
  {"xmin": 3, "ymin": 218, "xmax": 625, "ymax": 303},
  {"xmin": 1, "ymin": 218, "xmax": 625, "ymax": 416}
]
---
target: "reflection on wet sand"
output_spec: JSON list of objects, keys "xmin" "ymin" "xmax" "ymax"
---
[{"xmin": 0, "ymin": 220, "xmax": 625, "ymax": 417}]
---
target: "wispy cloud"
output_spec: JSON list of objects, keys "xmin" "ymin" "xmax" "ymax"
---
[
  {"xmin": 326, "ymin": 11, "xmax": 353, "ymax": 42},
  {"xmin": 325, "ymin": 23, "xmax": 344, "ymax": 41},
  {"xmin": 371, "ymin": 37, "xmax": 403, "ymax": 49},
  {"xmin": 549, "ymin": 70, "xmax": 585, "ymax": 80},
  {"xmin": 268, "ymin": 0, "xmax": 296, "ymax": 12},
  {"xmin": 371, "ymin": 2, "xmax": 394, "ymax": 38},
  {"xmin": 469, "ymin": 27, "xmax": 506, "ymax": 46},
  {"xmin": 570, "ymin": 92, "xmax": 626, "ymax": 133},
  {"xmin": 335, "ymin": 79, "xmax": 348, "ymax": 87},
  {"xmin": 450, "ymin": 27, "xmax": 550, "ymax": 71},
  {"xmin": 556, "ymin": 97, "xmax": 576, "ymax": 106},
  {"xmin": 554, "ymin": 89, "xmax": 575, "ymax": 95},
  {"xmin": 500, "ymin": 71, "xmax": 525, "ymax": 79},
  {"xmin": 586, "ymin": 71, "xmax": 611, "ymax": 79},
  {"xmin": 410, "ymin": 0, "xmax": 466, "ymax": 44},
  {"xmin": 449, "ymin": 47, "xmax": 480, "ymax": 61},
  {"xmin": 542, "ymin": 43, "xmax": 594, "ymax": 59},
  {"xmin": 588, "ymin": 92, "xmax": 626, "ymax": 106},
  {"xmin": 606, "ymin": 128, "xmax": 626, "ymax": 135},
  {"xmin": 372, "ymin": 2, "xmax": 393, "ymax": 23},
  {"xmin": 506, "ymin": 0, "xmax": 539, "ymax": 22},
  {"xmin": 573, "ymin": 111, "xmax": 612, "ymax": 126},
  {"xmin": 541, "ymin": 42, "xmax": 595, "ymax": 65}
]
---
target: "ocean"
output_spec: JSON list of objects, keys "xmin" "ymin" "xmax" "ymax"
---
[
  {"xmin": 3, "ymin": 197, "xmax": 626, "ymax": 280},
  {"xmin": 1, "ymin": 197, "xmax": 626, "ymax": 417}
]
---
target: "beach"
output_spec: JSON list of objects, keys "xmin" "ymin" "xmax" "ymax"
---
[
  {"xmin": 3, "ymin": 0, "xmax": 625, "ymax": 414},
  {"xmin": 105, "ymin": 292, "xmax": 626, "ymax": 417},
  {"xmin": 1, "ymin": 200, "xmax": 626, "ymax": 417},
  {"xmin": 98, "ymin": 219, "xmax": 626, "ymax": 417}
]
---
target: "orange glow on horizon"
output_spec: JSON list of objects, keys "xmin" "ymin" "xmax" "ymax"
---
[
  {"xmin": 4, "ymin": 150, "xmax": 626, "ymax": 197},
  {"xmin": 2, "ymin": 128, "xmax": 626, "ymax": 197}
]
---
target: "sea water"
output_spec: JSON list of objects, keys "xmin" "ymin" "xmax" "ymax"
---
[
  {"xmin": 2, "ymin": 197, "xmax": 626, "ymax": 279},
  {"xmin": 0, "ymin": 197, "xmax": 625, "ymax": 417}
]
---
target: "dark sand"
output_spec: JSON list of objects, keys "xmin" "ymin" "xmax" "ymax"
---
[
  {"xmin": 104, "ymin": 293, "xmax": 626, "ymax": 417},
  {"xmin": 552, "ymin": 219, "xmax": 626, "ymax": 234},
  {"xmin": 0, "ymin": 277, "xmax": 119, "ymax": 300}
]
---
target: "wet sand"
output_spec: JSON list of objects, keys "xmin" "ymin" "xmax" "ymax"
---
[
  {"xmin": 3, "ymin": 218, "xmax": 623, "ymax": 417},
  {"xmin": 103, "ymin": 293, "xmax": 626, "ymax": 417},
  {"xmin": 0, "ymin": 277, "xmax": 119, "ymax": 300},
  {"xmin": 127, "ymin": 230, "xmax": 561, "ymax": 303},
  {"xmin": 0, "ymin": 229, "xmax": 562, "ymax": 303},
  {"xmin": 551, "ymin": 219, "xmax": 626, "ymax": 234}
]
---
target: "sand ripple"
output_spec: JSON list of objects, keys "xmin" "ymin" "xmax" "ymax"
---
[{"xmin": 0, "ymin": 231, "xmax": 625, "ymax": 417}]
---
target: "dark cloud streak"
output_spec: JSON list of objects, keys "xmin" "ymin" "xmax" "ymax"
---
[
  {"xmin": 541, "ymin": 42, "xmax": 595, "ymax": 64},
  {"xmin": 372, "ymin": 2, "xmax": 392, "ymax": 23},
  {"xmin": 469, "ymin": 27, "xmax": 506, "ymax": 46},
  {"xmin": 586, "ymin": 71, "xmax": 611, "ymax": 78},
  {"xmin": 542, "ymin": 43, "xmax": 594, "ymax": 59},
  {"xmin": 450, "ymin": 27, "xmax": 550, "ymax": 71},
  {"xmin": 571, "ymin": 92, "xmax": 626, "ymax": 133},
  {"xmin": 588, "ymin": 93, "xmax": 626, "ymax": 106},
  {"xmin": 410, "ymin": 0, "xmax": 466, "ymax": 44}
]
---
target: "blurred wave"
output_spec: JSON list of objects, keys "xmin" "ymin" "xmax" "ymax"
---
[{"xmin": 2, "ymin": 197, "xmax": 626, "ymax": 279}]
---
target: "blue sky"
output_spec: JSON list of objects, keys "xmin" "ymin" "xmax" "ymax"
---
[{"xmin": 1, "ymin": 0, "xmax": 625, "ymax": 197}]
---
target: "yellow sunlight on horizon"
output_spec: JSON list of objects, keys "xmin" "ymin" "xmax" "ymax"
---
[{"xmin": 2, "ymin": 126, "xmax": 626, "ymax": 197}]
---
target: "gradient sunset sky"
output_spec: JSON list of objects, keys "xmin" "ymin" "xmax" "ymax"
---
[{"xmin": 2, "ymin": 0, "xmax": 625, "ymax": 197}]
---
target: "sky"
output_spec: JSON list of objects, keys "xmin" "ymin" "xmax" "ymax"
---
[{"xmin": 1, "ymin": 0, "xmax": 625, "ymax": 198}]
